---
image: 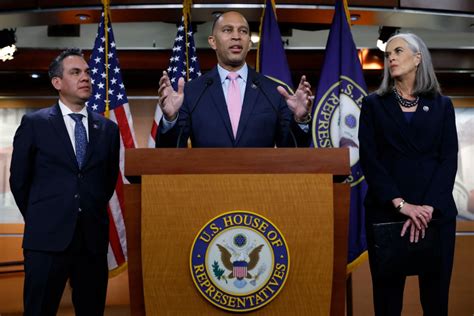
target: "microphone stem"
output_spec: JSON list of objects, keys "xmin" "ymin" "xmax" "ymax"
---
[{"xmin": 176, "ymin": 78, "xmax": 213, "ymax": 148}]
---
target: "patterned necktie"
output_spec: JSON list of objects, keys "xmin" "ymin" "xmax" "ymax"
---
[
  {"xmin": 226, "ymin": 72, "xmax": 242, "ymax": 138},
  {"xmin": 68, "ymin": 113, "xmax": 87, "ymax": 168}
]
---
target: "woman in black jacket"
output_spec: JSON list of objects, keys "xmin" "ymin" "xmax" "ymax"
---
[{"xmin": 359, "ymin": 33, "xmax": 458, "ymax": 315}]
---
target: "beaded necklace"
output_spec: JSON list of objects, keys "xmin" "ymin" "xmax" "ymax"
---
[{"xmin": 393, "ymin": 87, "xmax": 419, "ymax": 108}]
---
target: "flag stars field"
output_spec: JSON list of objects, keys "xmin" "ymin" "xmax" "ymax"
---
[
  {"xmin": 148, "ymin": 10, "xmax": 201, "ymax": 147},
  {"xmin": 86, "ymin": 8, "xmax": 136, "ymax": 271}
]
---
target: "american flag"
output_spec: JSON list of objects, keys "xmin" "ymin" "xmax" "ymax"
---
[
  {"xmin": 148, "ymin": 14, "xmax": 201, "ymax": 147},
  {"xmin": 86, "ymin": 11, "xmax": 137, "ymax": 272}
]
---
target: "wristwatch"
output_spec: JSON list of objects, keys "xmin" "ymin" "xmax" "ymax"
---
[{"xmin": 396, "ymin": 199, "xmax": 406, "ymax": 213}]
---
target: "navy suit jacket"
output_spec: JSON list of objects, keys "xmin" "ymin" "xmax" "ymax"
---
[
  {"xmin": 156, "ymin": 67, "xmax": 310, "ymax": 148},
  {"xmin": 10, "ymin": 104, "xmax": 120, "ymax": 253},
  {"xmin": 359, "ymin": 92, "xmax": 458, "ymax": 223}
]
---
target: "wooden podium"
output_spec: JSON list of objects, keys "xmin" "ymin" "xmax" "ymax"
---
[{"xmin": 124, "ymin": 148, "xmax": 350, "ymax": 315}]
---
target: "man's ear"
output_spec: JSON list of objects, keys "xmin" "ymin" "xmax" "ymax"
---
[
  {"xmin": 51, "ymin": 77, "xmax": 61, "ymax": 91},
  {"xmin": 245, "ymin": 37, "xmax": 252, "ymax": 51},
  {"xmin": 208, "ymin": 35, "xmax": 216, "ymax": 50}
]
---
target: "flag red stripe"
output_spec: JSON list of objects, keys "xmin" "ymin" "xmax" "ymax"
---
[
  {"xmin": 115, "ymin": 170, "xmax": 125, "ymax": 216},
  {"xmin": 109, "ymin": 106, "xmax": 133, "ymax": 269},
  {"xmin": 150, "ymin": 120, "xmax": 158, "ymax": 140},
  {"xmin": 107, "ymin": 204, "xmax": 126, "ymax": 265},
  {"xmin": 114, "ymin": 105, "xmax": 134, "ymax": 149}
]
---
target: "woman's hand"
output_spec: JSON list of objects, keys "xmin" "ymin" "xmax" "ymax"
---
[
  {"xmin": 399, "ymin": 202, "xmax": 431, "ymax": 229},
  {"xmin": 421, "ymin": 205, "xmax": 434, "ymax": 221},
  {"xmin": 401, "ymin": 218, "xmax": 425, "ymax": 243}
]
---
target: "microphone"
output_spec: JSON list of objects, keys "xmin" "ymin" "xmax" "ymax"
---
[
  {"xmin": 176, "ymin": 77, "xmax": 213, "ymax": 148},
  {"xmin": 252, "ymin": 78, "xmax": 298, "ymax": 148}
]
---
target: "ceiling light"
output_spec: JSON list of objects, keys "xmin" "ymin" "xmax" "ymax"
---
[
  {"xmin": 251, "ymin": 32, "xmax": 260, "ymax": 44},
  {"xmin": 350, "ymin": 14, "xmax": 360, "ymax": 22},
  {"xmin": 376, "ymin": 39, "xmax": 386, "ymax": 52},
  {"xmin": 31, "ymin": 73, "xmax": 40, "ymax": 79},
  {"xmin": 0, "ymin": 44, "xmax": 16, "ymax": 61},
  {"xmin": 75, "ymin": 14, "xmax": 91, "ymax": 21},
  {"xmin": 377, "ymin": 26, "xmax": 400, "ymax": 51},
  {"xmin": 0, "ymin": 28, "xmax": 17, "ymax": 61}
]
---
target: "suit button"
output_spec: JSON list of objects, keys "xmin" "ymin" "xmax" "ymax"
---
[
  {"xmin": 78, "ymin": 173, "xmax": 83, "ymax": 179},
  {"xmin": 78, "ymin": 208, "xmax": 82, "ymax": 212},
  {"xmin": 74, "ymin": 194, "xmax": 80, "ymax": 199}
]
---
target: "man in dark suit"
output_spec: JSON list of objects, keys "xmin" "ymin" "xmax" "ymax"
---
[
  {"xmin": 9, "ymin": 48, "xmax": 120, "ymax": 316},
  {"xmin": 156, "ymin": 11, "xmax": 313, "ymax": 148}
]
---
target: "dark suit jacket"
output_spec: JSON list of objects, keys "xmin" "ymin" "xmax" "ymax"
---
[
  {"xmin": 358, "ymin": 92, "xmax": 458, "ymax": 223},
  {"xmin": 156, "ymin": 67, "xmax": 310, "ymax": 148},
  {"xmin": 10, "ymin": 104, "xmax": 120, "ymax": 253}
]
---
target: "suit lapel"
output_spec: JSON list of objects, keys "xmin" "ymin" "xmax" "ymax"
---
[
  {"xmin": 235, "ymin": 69, "xmax": 259, "ymax": 145},
  {"xmin": 381, "ymin": 93, "xmax": 422, "ymax": 153},
  {"xmin": 83, "ymin": 110, "xmax": 101, "ymax": 168},
  {"xmin": 208, "ymin": 67, "xmax": 234, "ymax": 141},
  {"xmin": 48, "ymin": 104, "xmax": 79, "ymax": 168}
]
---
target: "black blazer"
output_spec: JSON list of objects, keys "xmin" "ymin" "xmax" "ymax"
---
[
  {"xmin": 358, "ymin": 92, "xmax": 458, "ymax": 223},
  {"xmin": 156, "ymin": 66, "xmax": 310, "ymax": 148},
  {"xmin": 10, "ymin": 104, "xmax": 120, "ymax": 253}
]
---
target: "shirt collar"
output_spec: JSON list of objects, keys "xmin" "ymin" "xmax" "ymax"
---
[
  {"xmin": 217, "ymin": 63, "xmax": 248, "ymax": 85},
  {"xmin": 58, "ymin": 100, "xmax": 88, "ymax": 118}
]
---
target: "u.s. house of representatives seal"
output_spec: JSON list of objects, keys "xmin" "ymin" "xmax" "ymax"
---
[
  {"xmin": 312, "ymin": 75, "xmax": 367, "ymax": 186},
  {"xmin": 190, "ymin": 211, "xmax": 290, "ymax": 312}
]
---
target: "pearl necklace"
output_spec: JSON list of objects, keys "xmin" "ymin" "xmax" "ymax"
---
[{"xmin": 393, "ymin": 87, "xmax": 419, "ymax": 108}]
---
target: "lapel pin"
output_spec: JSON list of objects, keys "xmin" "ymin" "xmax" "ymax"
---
[
  {"xmin": 251, "ymin": 83, "xmax": 257, "ymax": 89},
  {"xmin": 93, "ymin": 123, "xmax": 99, "ymax": 129},
  {"xmin": 423, "ymin": 106, "xmax": 429, "ymax": 112}
]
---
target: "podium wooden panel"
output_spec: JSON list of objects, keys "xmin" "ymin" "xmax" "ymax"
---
[{"xmin": 124, "ymin": 148, "xmax": 350, "ymax": 315}]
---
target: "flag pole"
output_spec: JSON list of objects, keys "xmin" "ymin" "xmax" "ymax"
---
[
  {"xmin": 255, "ymin": 0, "xmax": 267, "ymax": 72},
  {"xmin": 183, "ymin": 0, "xmax": 192, "ymax": 80},
  {"xmin": 339, "ymin": 2, "xmax": 358, "ymax": 316},
  {"xmin": 343, "ymin": 0, "xmax": 352, "ymax": 27},
  {"xmin": 102, "ymin": 0, "xmax": 110, "ymax": 118}
]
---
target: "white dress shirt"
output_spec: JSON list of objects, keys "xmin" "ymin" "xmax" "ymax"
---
[
  {"xmin": 58, "ymin": 100, "xmax": 89, "ymax": 155},
  {"xmin": 161, "ymin": 64, "xmax": 249, "ymax": 132}
]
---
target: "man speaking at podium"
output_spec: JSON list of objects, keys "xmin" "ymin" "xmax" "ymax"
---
[{"xmin": 155, "ymin": 11, "xmax": 313, "ymax": 148}]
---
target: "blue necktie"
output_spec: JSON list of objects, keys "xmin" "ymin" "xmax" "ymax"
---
[{"xmin": 69, "ymin": 113, "xmax": 87, "ymax": 168}]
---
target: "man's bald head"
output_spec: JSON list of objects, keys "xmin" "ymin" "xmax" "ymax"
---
[{"xmin": 211, "ymin": 11, "xmax": 250, "ymax": 35}]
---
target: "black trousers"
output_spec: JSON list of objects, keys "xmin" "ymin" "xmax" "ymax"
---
[
  {"xmin": 23, "ymin": 213, "xmax": 108, "ymax": 316},
  {"xmin": 367, "ymin": 218, "xmax": 456, "ymax": 316}
]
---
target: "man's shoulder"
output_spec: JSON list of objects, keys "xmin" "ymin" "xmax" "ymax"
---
[
  {"xmin": 248, "ymin": 69, "xmax": 284, "ymax": 91},
  {"xmin": 185, "ymin": 69, "xmax": 217, "ymax": 91},
  {"xmin": 89, "ymin": 110, "xmax": 118, "ymax": 130},
  {"xmin": 23, "ymin": 104, "xmax": 57, "ymax": 121}
]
